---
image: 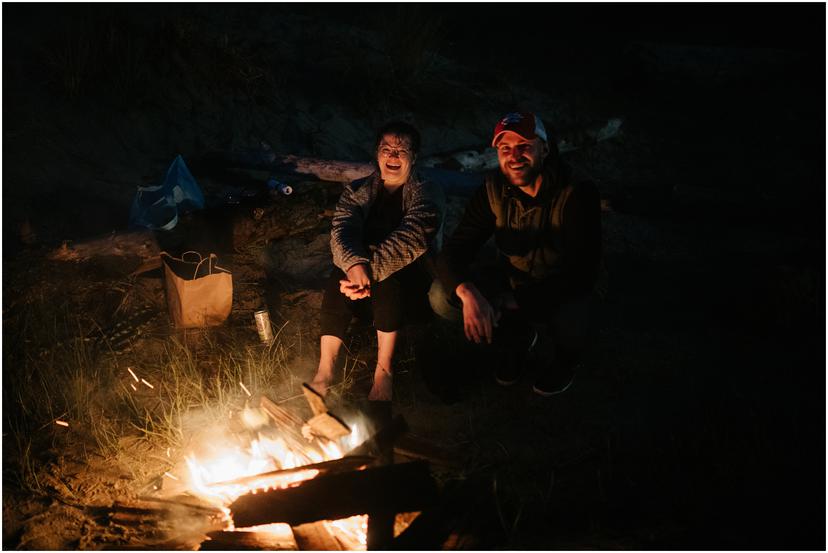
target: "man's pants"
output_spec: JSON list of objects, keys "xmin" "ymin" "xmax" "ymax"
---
[
  {"xmin": 319, "ymin": 262, "xmax": 433, "ymax": 340},
  {"xmin": 428, "ymin": 273, "xmax": 592, "ymax": 368}
]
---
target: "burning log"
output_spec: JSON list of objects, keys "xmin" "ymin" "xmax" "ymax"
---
[
  {"xmin": 206, "ymin": 455, "xmax": 375, "ymax": 489},
  {"xmin": 302, "ymin": 382, "xmax": 328, "ymax": 416},
  {"xmin": 107, "ymin": 497, "xmax": 226, "ymax": 549},
  {"xmin": 260, "ymin": 395, "xmax": 305, "ymax": 428},
  {"xmin": 202, "ymin": 526, "xmax": 298, "ymax": 550},
  {"xmin": 259, "ymin": 396, "xmax": 320, "ymax": 462},
  {"xmin": 392, "ymin": 477, "xmax": 494, "ymax": 550},
  {"xmin": 291, "ymin": 521, "xmax": 343, "ymax": 551},
  {"xmin": 228, "ymin": 461, "xmax": 437, "ymax": 528},
  {"xmin": 301, "ymin": 383, "xmax": 351, "ymax": 441}
]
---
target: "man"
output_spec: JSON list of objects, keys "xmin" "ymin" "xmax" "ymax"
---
[
  {"xmin": 311, "ymin": 121, "xmax": 444, "ymax": 402},
  {"xmin": 431, "ymin": 112, "xmax": 601, "ymax": 396}
]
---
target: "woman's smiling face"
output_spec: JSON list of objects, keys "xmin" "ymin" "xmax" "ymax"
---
[{"xmin": 377, "ymin": 133, "xmax": 415, "ymax": 186}]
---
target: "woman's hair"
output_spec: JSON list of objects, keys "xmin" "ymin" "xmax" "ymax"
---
[{"xmin": 374, "ymin": 121, "xmax": 421, "ymax": 156}]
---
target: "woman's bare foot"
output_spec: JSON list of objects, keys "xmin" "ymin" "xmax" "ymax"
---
[
  {"xmin": 313, "ymin": 335, "xmax": 343, "ymax": 397},
  {"xmin": 368, "ymin": 366, "xmax": 392, "ymax": 401},
  {"xmin": 310, "ymin": 370, "xmax": 332, "ymax": 397}
]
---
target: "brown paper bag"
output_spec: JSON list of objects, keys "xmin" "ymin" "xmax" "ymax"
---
[{"xmin": 161, "ymin": 251, "xmax": 232, "ymax": 328}]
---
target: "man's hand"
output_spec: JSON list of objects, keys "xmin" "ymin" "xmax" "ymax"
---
[
  {"xmin": 346, "ymin": 264, "xmax": 371, "ymax": 289},
  {"xmin": 456, "ymin": 282, "xmax": 499, "ymax": 344}
]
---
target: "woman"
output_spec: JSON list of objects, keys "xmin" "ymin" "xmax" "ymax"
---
[{"xmin": 310, "ymin": 121, "xmax": 444, "ymax": 401}]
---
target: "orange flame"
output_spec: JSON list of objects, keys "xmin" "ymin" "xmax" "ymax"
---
[{"xmin": 183, "ymin": 409, "xmax": 370, "ymax": 546}]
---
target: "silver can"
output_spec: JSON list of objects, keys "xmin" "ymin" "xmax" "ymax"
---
[{"xmin": 254, "ymin": 309, "xmax": 274, "ymax": 343}]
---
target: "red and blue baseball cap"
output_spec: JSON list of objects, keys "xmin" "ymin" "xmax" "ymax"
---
[{"xmin": 491, "ymin": 112, "xmax": 548, "ymax": 147}]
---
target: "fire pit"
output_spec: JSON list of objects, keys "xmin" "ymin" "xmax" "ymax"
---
[{"xmin": 153, "ymin": 394, "xmax": 438, "ymax": 550}]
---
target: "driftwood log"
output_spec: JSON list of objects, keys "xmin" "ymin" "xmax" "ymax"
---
[
  {"xmin": 228, "ymin": 461, "xmax": 437, "ymax": 528},
  {"xmin": 48, "ymin": 118, "xmax": 621, "ymax": 262},
  {"xmin": 49, "ymin": 230, "xmax": 160, "ymax": 264},
  {"xmin": 206, "ymin": 117, "xmax": 623, "ymax": 185}
]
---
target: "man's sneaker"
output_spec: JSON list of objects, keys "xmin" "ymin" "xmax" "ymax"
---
[
  {"xmin": 494, "ymin": 328, "xmax": 538, "ymax": 386},
  {"xmin": 533, "ymin": 363, "xmax": 577, "ymax": 397}
]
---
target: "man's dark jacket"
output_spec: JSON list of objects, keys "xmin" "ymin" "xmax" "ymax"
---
[{"xmin": 435, "ymin": 156, "xmax": 602, "ymax": 308}]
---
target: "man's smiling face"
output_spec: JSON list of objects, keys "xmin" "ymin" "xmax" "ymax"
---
[
  {"xmin": 377, "ymin": 133, "xmax": 414, "ymax": 186},
  {"xmin": 495, "ymin": 130, "xmax": 547, "ymax": 188}
]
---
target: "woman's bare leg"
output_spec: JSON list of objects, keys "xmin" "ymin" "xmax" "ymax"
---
[
  {"xmin": 311, "ymin": 335, "xmax": 343, "ymax": 396},
  {"xmin": 368, "ymin": 329, "xmax": 397, "ymax": 401}
]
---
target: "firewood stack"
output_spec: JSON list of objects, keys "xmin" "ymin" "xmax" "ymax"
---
[{"xmin": 192, "ymin": 396, "xmax": 464, "ymax": 550}]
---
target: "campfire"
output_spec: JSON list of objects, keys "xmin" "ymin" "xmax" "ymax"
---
[{"xmin": 162, "ymin": 389, "xmax": 436, "ymax": 550}]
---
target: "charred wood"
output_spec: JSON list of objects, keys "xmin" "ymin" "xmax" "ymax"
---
[
  {"xmin": 393, "ymin": 433, "xmax": 464, "ymax": 469},
  {"xmin": 228, "ymin": 461, "xmax": 438, "ymax": 528},
  {"xmin": 392, "ymin": 476, "xmax": 497, "ymax": 550}
]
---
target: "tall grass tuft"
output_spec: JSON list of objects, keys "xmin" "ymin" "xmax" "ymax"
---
[{"xmin": 3, "ymin": 286, "xmax": 309, "ymax": 496}]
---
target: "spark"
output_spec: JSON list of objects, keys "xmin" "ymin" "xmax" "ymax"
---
[
  {"xmin": 141, "ymin": 378, "xmax": 154, "ymax": 389},
  {"xmin": 130, "ymin": 383, "xmax": 137, "ymax": 391},
  {"xmin": 127, "ymin": 367, "xmax": 139, "ymax": 382},
  {"xmin": 55, "ymin": 420, "xmax": 69, "ymax": 427},
  {"xmin": 239, "ymin": 382, "xmax": 252, "ymax": 397},
  {"xmin": 164, "ymin": 471, "xmax": 179, "ymax": 481}
]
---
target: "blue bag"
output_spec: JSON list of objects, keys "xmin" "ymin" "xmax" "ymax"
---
[{"xmin": 129, "ymin": 155, "xmax": 205, "ymax": 230}]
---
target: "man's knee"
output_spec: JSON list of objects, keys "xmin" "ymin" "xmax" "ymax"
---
[
  {"xmin": 550, "ymin": 295, "xmax": 592, "ymax": 351},
  {"xmin": 428, "ymin": 279, "xmax": 463, "ymax": 322}
]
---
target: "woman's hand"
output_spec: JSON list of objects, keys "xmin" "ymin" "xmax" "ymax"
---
[
  {"xmin": 339, "ymin": 279, "xmax": 371, "ymax": 300},
  {"xmin": 340, "ymin": 264, "xmax": 372, "ymax": 300},
  {"xmin": 346, "ymin": 264, "xmax": 371, "ymax": 289}
]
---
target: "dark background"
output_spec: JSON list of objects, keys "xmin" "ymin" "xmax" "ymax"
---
[{"xmin": 3, "ymin": 2, "xmax": 825, "ymax": 549}]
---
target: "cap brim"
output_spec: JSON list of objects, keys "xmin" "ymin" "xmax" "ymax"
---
[{"xmin": 491, "ymin": 129, "xmax": 534, "ymax": 147}]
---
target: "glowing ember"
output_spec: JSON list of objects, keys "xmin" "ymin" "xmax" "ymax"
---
[
  {"xmin": 127, "ymin": 367, "xmax": 139, "ymax": 382},
  {"xmin": 327, "ymin": 515, "xmax": 369, "ymax": 549}
]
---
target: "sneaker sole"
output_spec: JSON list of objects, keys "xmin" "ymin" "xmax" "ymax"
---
[
  {"xmin": 532, "ymin": 375, "xmax": 574, "ymax": 397},
  {"xmin": 495, "ymin": 375, "xmax": 520, "ymax": 386}
]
